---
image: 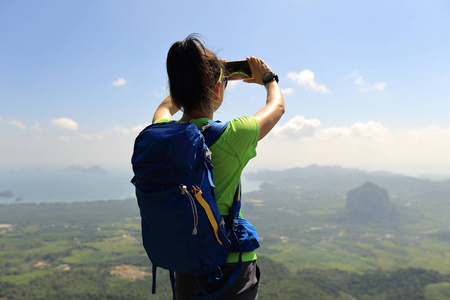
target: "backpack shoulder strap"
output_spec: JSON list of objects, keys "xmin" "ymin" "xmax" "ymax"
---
[
  {"xmin": 201, "ymin": 119, "xmax": 241, "ymax": 231},
  {"xmin": 229, "ymin": 181, "xmax": 242, "ymax": 231},
  {"xmin": 201, "ymin": 120, "xmax": 229, "ymax": 148}
]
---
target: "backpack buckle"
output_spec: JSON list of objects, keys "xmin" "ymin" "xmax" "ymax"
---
[
  {"xmin": 201, "ymin": 124, "xmax": 212, "ymax": 133},
  {"xmin": 232, "ymin": 219, "xmax": 238, "ymax": 232},
  {"xmin": 219, "ymin": 217, "xmax": 225, "ymax": 231},
  {"xmin": 205, "ymin": 148, "xmax": 212, "ymax": 162}
]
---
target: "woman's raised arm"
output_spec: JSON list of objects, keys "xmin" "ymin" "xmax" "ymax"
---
[
  {"xmin": 152, "ymin": 95, "xmax": 180, "ymax": 123},
  {"xmin": 244, "ymin": 57, "xmax": 285, "ymax": 141}
]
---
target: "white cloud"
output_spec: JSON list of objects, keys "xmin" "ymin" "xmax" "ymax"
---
[
  {"xmin": 112, "ymin": 78, "xmax": 127, "ymax": 87},
  {"xmin": 96, "ymin": 133, "xmax": 106, "ymax": 140},
  {"xmin": 31, "ymin": 122, "xmax": 43, "ymax": 133},
  {"xmin": 371, "ymin": 82, "xmax": 386, "ymax": 91},
  {"xmin": 287, "ymin": 70, "xmax": 330, "ymax": 94},
  {"xmin": 80, "ymin": 134, "xmax": 94, "ymax": 140},
  {"xmin": 0, "ymin": 122, "xmax": 150, "ymax": 167},
  {"xmin": 251, "ymin": 116, "xmax": 450, "ymax": 176},
  {"xmin": 77, "ymin": 124, "xmax": 146, "ymax": 142},
  {"xmin": 281, "ymin": 88, "xmax": 295, "ymax": 95},
  {"xmin": 7, "ymin": 120, "xmax": 27, "ymax": 130},
  {"xmin": 79, "ymin": 132, "xmax": 109, "ymax": 141},
  {"xmin": 272, "ymin": 116, "xmax": 321, "ymax": 138},
  {"xmin": 51, "ymin": 118, "xmax": 78, "ymax": 131},
  {"xmin": 354, "ymin": 74, "xmax": 386, "ymax": 92},
  {"xmin": 58, "ymin": 136, "xmax": 70, "ymax": 143},
  {"xmin": 320, "ymin": 121, "xmax": 390, "ymax": 139},
  {"xmin": 113, "ymin": 124, "xmax": 146, "ymax": 137},
  {"xmin": 271, "ymin": 117, "xmax": 388, "ymax": 141}
]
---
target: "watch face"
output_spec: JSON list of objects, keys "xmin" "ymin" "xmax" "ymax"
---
[{"xmin": 263, "ymin": 72, "xmax": 275, "ymax": 84}]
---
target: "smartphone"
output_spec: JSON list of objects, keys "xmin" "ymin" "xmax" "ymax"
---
[{"xmin": 225, "ymin": 60, "xmax": 252, "ymax": 80}]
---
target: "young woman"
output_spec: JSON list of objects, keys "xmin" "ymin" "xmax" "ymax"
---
[{"xmin": 152, "ymin": 34, "xmax": 284, "ymax": 300}]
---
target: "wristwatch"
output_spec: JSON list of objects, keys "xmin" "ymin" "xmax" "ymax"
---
[{"xmin": 262, "ymin": 72, "xmax": 279, "ymax": 85}]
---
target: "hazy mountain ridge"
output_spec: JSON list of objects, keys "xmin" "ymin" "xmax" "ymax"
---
[
  {"xmin": 246, "ymin": 164, "xmax": 450, "ymax": 196},
  {"xmin": 63, "ymin": 165, "xmax": 107, "ymax": 175},
  {"xmin": 0, "ymin": 190, "xmax": 24, "ymax": 202},
  {"xmin": 0, "ymin": 190, "xmax": 14, "ymax": 198}
]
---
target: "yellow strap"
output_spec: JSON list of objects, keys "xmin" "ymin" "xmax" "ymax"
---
[
  {"xmin": 237, "ymin": 181, "xmax": 241, "ymax": 201},
  {"xmin": 192, "ymin": 186, "xmax": 222, "ymax": 245}
]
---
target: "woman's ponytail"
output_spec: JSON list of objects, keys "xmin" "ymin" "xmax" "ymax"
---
[{"xmin": 166, "ymin": 34, "xmax": 222, "ymax": 113}]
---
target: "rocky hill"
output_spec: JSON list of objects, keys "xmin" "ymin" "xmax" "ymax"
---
[{"xmin": 345, "ymin": 182, "xmax": 397, "ymax": 223}]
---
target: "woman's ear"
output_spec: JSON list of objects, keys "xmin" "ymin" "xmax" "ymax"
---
[
  {"xmin": 215, "ymin": 82, "xmax": 222, "ymax": 100},
  {"xmin": 212, "ymin": 82, "xmax": 224, "ymax": 112}
]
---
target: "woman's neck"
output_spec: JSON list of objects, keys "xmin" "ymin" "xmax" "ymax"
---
[{"xmin": 179, "ymin": 110, "xmax": 213, "ymax": 122}]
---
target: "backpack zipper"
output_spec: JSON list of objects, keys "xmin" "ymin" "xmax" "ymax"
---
[{"xmin": 180, "ymin": 185, "xmax": 198, "ymax": 235}]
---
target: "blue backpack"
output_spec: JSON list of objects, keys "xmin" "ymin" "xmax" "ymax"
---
[{"xmin": 131, "ymin": 120, "xmax": 259, "ymax": 299}]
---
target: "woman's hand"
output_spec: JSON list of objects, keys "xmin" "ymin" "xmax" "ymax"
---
[{"xmin": 243, "ymin": 56, "xmax": 273, "ymax": 85}]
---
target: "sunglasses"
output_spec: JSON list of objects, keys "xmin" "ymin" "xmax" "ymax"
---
[{"xmin": 222, "ymin": 76, "xmax": 228, "ymax": 89}]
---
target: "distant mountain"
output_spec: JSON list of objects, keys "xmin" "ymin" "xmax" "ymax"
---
[
  {"xmin": 249, "ymin": 164, "xmax": 372, "ymax": 179},
  {"xmin": 84, "ymin": 165, "xmax": 107, "ymax": 175},
  {"xmin": 63, "ymin": 165, "xmax": 85, "ymax": 173},
  {"xmin": 246, "ymin": 164, "xmax": 450, "ymax": 196},
  {"xmin": 248, "ymin": 164, "xmax": 406, "ymax": 178},
  {"xmin": 418, "ymin": 174, "xmax": 450, "ymax": 181},
  {"xmin": 63, "ymin": 165, "xmax": 107, "ymax": 175},
  {"xmin": 345, "ymin": 182, "xmax": 398, "ymax": 223},
  {"xmin": 0, "ymin": 190, "xmax": 14, "ymax": 198}
]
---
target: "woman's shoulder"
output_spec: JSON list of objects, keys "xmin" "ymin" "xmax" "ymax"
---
[
  {"xmin": 216, "ymin": 116, "xmax": 259, "ymax": 147},
  {"xmin": 153, "ymin": 118, "xmax": 170, "ymax": 124},
  {"xmin": 227, "ymin": 116, "xmax": 260, "ymax": 133}
]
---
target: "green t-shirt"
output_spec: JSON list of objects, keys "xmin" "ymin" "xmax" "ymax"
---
[{"xmin": 154, "ymin": 116, "xmax": 260, "ymax": 263}]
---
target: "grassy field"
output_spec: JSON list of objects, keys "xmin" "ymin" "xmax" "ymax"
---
[
  {"xmin": 1, "ymin": 188, "xmax": 450, "ymax": 299},
  {"xmin": 243, "ymin": 186, "xmax": 450, "ymax": 275}
]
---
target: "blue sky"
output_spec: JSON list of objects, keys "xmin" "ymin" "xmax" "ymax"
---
[{"xmin": 1, "ymin": 0, "xmax": 450, "ymax": 176}]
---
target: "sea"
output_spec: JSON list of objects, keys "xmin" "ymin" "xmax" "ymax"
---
[{"xmin": 0, "ymin": 168, "xmax": 262, "ymax": 204}]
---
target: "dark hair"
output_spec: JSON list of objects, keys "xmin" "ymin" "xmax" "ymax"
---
[{"xmin": 166, "ymin": 34, "xmax": 222, "ymax": 113}]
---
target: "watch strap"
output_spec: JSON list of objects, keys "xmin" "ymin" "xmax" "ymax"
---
[{"xmin": 262, "ymin": 72, "xmax": 279, "ymax": 85}]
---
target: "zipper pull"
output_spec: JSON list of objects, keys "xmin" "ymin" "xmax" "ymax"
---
[
  {"xmin": 192, "ymin": 227, "xmax": 197, "ymax": 235},
  {"xmin": 179, "ymin": 185, "xmax": 187, "ymax": 195}
]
